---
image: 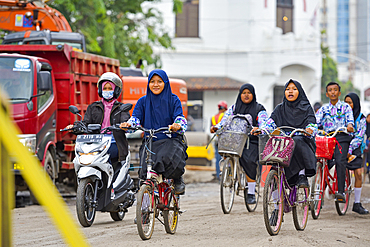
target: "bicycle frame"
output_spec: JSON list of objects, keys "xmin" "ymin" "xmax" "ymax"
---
[
  {"xmin": 221, "ymin": 154, "xmax": 244, "ymax": 189},
  {"xmin": 270, "ymin": 165, "xmax": 308, "ymax": 213}
]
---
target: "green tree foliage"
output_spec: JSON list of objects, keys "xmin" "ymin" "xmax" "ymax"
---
[
  {"xmin": 49, "ymin": 0, "xmax": 183, "ymax": 70},
  {"xmin": 321, "ymin": 41, "xmax": 359, "ymax": 103}
]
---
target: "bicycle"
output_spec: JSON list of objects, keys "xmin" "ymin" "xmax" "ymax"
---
[
  {"xmin": 258, "ymin": 127, "xmax": 311, "ymax": 236},
  {"xmin": 213, "ymin": 114, "xmax": 260, "ymax": 214},
  {"xmin": 127, "ymin": 126, "xmax": 182, "ymax": 240},
  {"xmin": 310, "ymin": 127, "xmax": 353, "ymax": 219}
]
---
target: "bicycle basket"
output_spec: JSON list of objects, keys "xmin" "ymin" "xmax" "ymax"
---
[
  {"xmin": 259, "ymin": 136, "xmax": 295, "ymax": 167},
  {"xmin": 218, "ymin": 131, "xmax": 248, "ymax": 157},
  {"xmin": 258, "ymin": 134, "xmax": 269, "ymax": 163},
  {"xmin": 315, "ymin": 136, "xmax": 337, "ymax": 159}
]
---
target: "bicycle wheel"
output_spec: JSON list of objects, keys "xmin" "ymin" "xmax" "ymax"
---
[
  {"xmin": 335, "ymin": 169, "xmax": 351, "ymax": 216},
  {"xmin": 263, "ymin": 169, "xmax": 284, "ymax": 236},
  {"xmin": 310, "ymin": 162, "xmax": 324, "ymax": 219},
  {"xmin": 163, "ymin": 192, "xmax": 179, "ymax": 234},
  {"xmin": 244, "ymin": 166, "xmax": 260, "ymax": 212},
  {"xmin": 220, "ymin": 157, "xmax": 236, "ymax": 214},
  {"xmin": 292, "ymin": 187, "xmax": 309, "ymax": 231},
  {"xmin": 136, "ymin": 184, "xmax": 156, "ymax": 240}
]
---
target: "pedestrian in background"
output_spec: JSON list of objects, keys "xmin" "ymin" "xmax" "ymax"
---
[{"xmin": 210, "ymin": 100, "xmax": 228, "ymax": 181}]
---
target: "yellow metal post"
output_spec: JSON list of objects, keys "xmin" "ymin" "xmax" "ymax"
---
[
  {"xmin": 0, "ymin": 92, "xmax": 90, "ymax": 247},
  {"xmin": 0, "ymin": 96, "xmax": 13, "ymax": 247}
]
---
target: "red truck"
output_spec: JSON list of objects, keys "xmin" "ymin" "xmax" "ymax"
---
[{"xmin": 0, "ymin": 44, "xmax": 187, "ymax": 196}]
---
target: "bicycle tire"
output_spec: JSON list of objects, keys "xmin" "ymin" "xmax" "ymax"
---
[
  {"xmin": 263, "ymin": 169, "xmax": 284, "ymax": 236},
  {"xmin": 220, "ymin": 157, "xmax": 236, "ymax": 214},
  {"xmin": 292, "ymin": 187, "xmax": 309, "ymax": 231},
  {"xmin": 245, "ymin": 166, "xmax": 260, "ymax": 212},
  {"xmin": 136, "ymin": 184, "xmax": 156, "ymax": 240},
  {"xmin": 163, "ymin": 192, "xmax": 179, "ymax": 234},
  {"xmin": 335, "ymin": 169, "xmax": 351, "ymax": 216},
  {"xmin": 310, "ymin": 162, "xmax": 324, "ymax": 219}
]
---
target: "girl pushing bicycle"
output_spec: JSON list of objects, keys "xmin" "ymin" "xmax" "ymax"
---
[
  {"xmin": 210, "ymin": 83, "xmax": 268, "ymax": 204},
  {"xmin": 120, "ymin": 69, "xmax": 187, "ymax": 195},
  {"xmin": 259, "ymin": 79, "xmax": 318, "ymax": 188}
]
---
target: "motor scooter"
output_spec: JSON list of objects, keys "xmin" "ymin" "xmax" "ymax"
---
[{"xmin": 64, "ymin": 104, "xmax": 135, "ymax": 227}]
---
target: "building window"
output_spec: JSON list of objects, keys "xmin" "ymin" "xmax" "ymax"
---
[
  {"xmin": 276, "ymin": 0, "xmax": 293, "ymax": 34},
  {"xmin": 176, "ymin": 0, "xmax": 199, "ymax": 38}
]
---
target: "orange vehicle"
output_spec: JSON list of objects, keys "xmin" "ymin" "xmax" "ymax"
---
[
  {"xmin": 0, "ymin": 0, "xmax": 71, "ymax": 32},
  {"xmin": 121, "ymin": 76, "xmax": 188, "ymax": 117}
]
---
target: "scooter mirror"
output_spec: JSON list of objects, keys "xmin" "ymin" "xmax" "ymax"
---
[
  {"xmin": 69, "ymin": 105, "xmax": 80, "ymax": 114},
  {"xmin": 119, "ymin": 103, "xmax": 133, "ymax": 112}
]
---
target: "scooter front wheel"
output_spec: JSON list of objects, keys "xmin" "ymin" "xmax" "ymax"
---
[{"xmin": 76, "ymin": 178, "xmax": 96, "ymax": 227}]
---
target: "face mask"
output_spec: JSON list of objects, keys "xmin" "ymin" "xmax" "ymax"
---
[{"xmin": 102, "ymin": 90, "xmax": 114, "ymax": 100}]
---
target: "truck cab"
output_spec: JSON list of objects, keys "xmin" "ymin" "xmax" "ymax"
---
[{"xmin": 0, "ymin": 54, "xmax": 57, "ymax": 191}]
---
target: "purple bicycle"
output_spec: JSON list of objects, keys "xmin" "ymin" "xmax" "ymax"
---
[{"xmin": 258, "ymin": 127, "xmax": 311, "ymax": 236}]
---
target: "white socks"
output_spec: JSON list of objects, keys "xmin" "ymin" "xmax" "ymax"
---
[
  {"xmin": 272, "ymin": 190, "xmax": 279, "ymax": 209},
  {"xmin": 248, "ymin": 182, "xmax": 256, "ymax": 195},
  {"xmin": 354, "ymin": 187, "xmax": 362, "ymax": 203},
  {"xmin": 299, "ymin": 169, "xmax": 305, "ymax": 176}
]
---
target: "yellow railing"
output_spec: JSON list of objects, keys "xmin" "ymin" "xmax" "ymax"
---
[{"xmin": 0, "ymin": 91, "xmax": 89, "ymax": 247}]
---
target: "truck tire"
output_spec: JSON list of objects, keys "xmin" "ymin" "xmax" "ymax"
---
[{"xmin": 30, "ymin": 151, "xmax": 56, "ymax": 205}]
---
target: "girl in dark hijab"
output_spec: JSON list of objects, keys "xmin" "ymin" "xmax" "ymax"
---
[
  {"xmin": 344, "ymin": 93, "xmax": 369, "ymax": 214},
  {"xmin": 262, "ymin": 79, "xmax": 317, "ymax": 187},
  {"xmin": 211, "ymin": 83, "xmax": 268, "ymax": 204},
  {"xmin": 120, "ymin": 69, "xmax": 188, "ymax": 195}
]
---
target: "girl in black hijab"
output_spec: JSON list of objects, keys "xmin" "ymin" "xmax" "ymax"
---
[
  {"xmin": 262, "ymin": 79, "xmax": 317, "ymax": 187},
  {"xmin": 344, "ymin": 93, "xmax": 369, "ymax": 214},
  {"xmin": 211, "ymin": 83, "xmax": 268, "ymax": 204}
]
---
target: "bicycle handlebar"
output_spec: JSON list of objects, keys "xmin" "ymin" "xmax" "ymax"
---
[
  {"xmin": 125, "ymin": 126, "xmax": 176, "ymax": 135},
  {"xmin": 255, "ymin": 127, "xmax": 312, "ymax": 137},
  {"xmin": 318, "ymin": 126, "xmax": 348, "ymax": 138}
]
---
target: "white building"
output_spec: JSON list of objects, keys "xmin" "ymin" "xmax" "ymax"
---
[
  {"xmin": 320, "ymin": 0, "xmax": 370, "ymax": 113},
  {"xmin": 148, "ymin": 0, "xmax": 322, "ymax": 130}
]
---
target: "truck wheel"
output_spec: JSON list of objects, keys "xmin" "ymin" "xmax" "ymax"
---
[{"xmin": 30, "ymin": 151, "xmax": 56, "ymax": 205}]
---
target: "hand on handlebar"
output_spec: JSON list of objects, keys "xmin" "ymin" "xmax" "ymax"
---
[
  {"xmin": 304, "ymin": 128, "xmax": 313, "ymax": 137},
  {"xmin": 210, "ymin": 126, "xmax": 218, "ymax": 133},
  {"xmin": 250, "ymin": 127, "xmax": 260, "ymax": 135},
  {"xmin": 120, "ymin": 122, "xmax": 131, "ymax": 131},
  {"xmin": 169, "ymin": 123, "xmax": 181, "ymax": 132},
  {"xmin": 347, "ymin": 124, "xmax": 354, "ymax": 133}
]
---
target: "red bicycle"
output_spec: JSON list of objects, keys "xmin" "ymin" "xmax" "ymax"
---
[
  {"xmin": 310, "ymin": 127, "xmax": 353, "ymax": 219},
  {"xmin": 129, "ymin": 126, "xmax": 182, "ymax": 240}
]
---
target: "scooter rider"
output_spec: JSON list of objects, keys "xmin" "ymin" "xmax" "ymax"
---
[{"xmin": 66, "ymin": 72, "xmax": 130, "ymax": 166}]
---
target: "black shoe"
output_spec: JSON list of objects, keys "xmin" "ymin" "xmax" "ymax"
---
[
  {"xmin": 269, "ymin": 209, "xmax": 279, "ymax": 226},
  {"xmin": 297, "ymin": 175, "xmax": 309, "ymax": 188},
  {"xmin": 174, "ymin": 176, "xmax": 185, "ymax": 195},
  {"xmin": 335, "ymin": 192, "xmax": 346, "ymax": 203},
  {"xmin": 246, "ymin": 194, "xmax": 256, "ymax": 204},
  {"xmin": 352, "ymin": 203, "xmax": 369, "ymax": 214}
]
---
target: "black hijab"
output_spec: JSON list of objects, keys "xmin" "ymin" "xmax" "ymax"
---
[
  {"xmin": 345, "ymin": 93, "xmax": 361, "ymax": 120},
  {"xmin": 270, "ymin": 79, "xmax": 316, "ymax": 128},
  {"xmin": 233, "ymin": 83, "xmax": 265, "ymax": 126}
]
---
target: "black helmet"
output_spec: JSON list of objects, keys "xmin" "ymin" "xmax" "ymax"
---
[{"xmin": 97, "ymin": 72, "xmax": 122, "ymax": 99}]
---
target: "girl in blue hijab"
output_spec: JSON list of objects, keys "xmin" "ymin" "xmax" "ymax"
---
[{"xmin": 121, "ymin": 69, "xmax": 187, "ymax": 194}]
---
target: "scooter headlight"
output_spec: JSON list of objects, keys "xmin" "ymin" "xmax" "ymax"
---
[{"xmin": 79, "ymin": 154, "xmax": 95, "ymax": 165}]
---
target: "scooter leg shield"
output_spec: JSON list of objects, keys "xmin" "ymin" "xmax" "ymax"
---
[{"xmin": 113, "ymin": 173, "xmax": 134, "ymax": 194}]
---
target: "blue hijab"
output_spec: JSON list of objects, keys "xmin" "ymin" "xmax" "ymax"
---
[{"xmin": 142, "ymin": 69, "xmax": 183, "ymax": 139}]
